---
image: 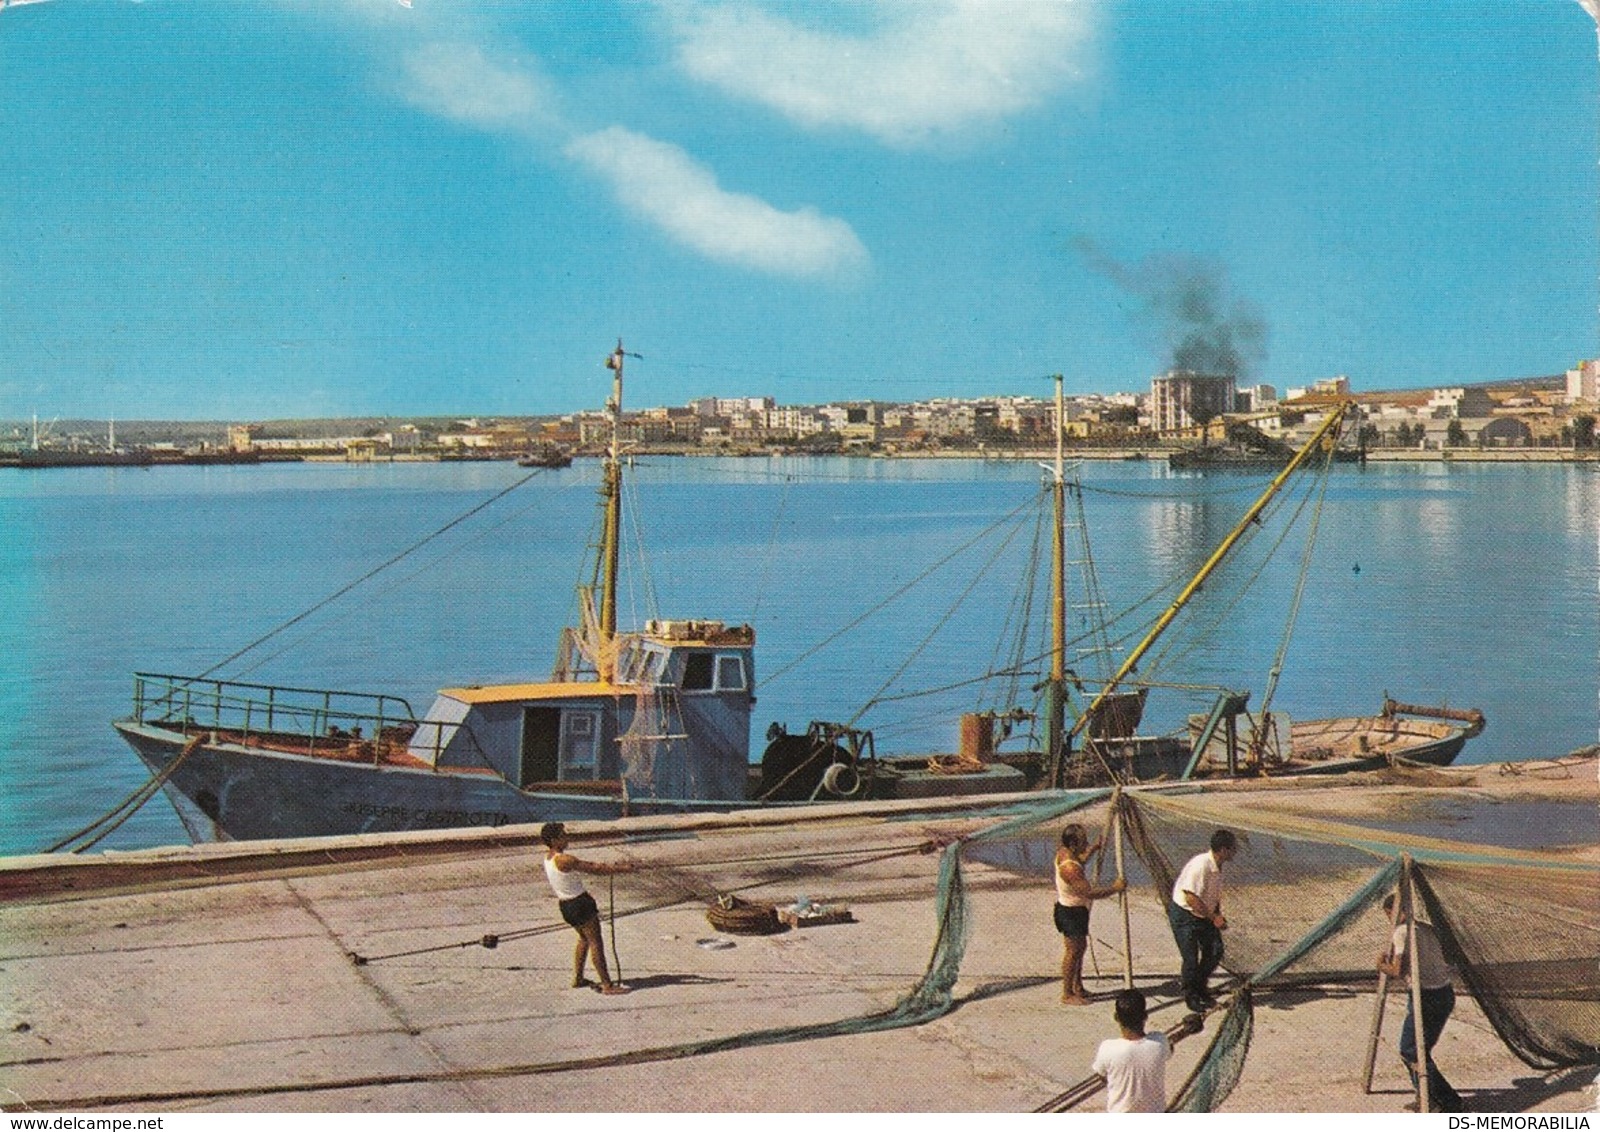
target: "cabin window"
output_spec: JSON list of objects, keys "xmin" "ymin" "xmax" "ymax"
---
[
  {"xmin": 681, "ymin": 652, "xmax": 714, "ymax": 691},
  {"xmin": 560, "ymin": 711, "xmax": 598, "ymax": 779},
  {"xmin": 716, "ymin": 654, "xmax": 746, "ymax": 692},
  {"xmin": 618, "ymin": 642, "xmax": 668, "ymax": 685}
]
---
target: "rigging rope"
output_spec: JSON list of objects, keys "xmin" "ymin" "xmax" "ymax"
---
[
  {"xmin": 1141, "ymin": 457, "xmax": 1325, "ymax": 680},
  {"xmin": 761, "ymin": 492, "xmax": 1039, "ymax": 687},
  {"xmin": 620, "ymin": 456, "xmax": 660, "ymax": 629},
  {"xmin": 229, "ymin": 483, "xmax": 586, "ymax": 680},
  {"xmin": 196, "ymin": 467, "xmax": 553, "ymax": 682},
  {"xmin": 1249, "ymin": 443, "xmax": 1337, "ymax": 751},
  {"xmin": 979, "ymin": 488, "xmax": 1046, "ymax": 716},
  {"xmin": 749, "ymin": 471, "xmax": 794, "ymax": 622},
  {"xmin": 53, "ymin": 468, "xmax": 557, "ymax": 853},
  {"xmin": 846, "ymin": 504, "xmax": 1034, "ymax": 728}
]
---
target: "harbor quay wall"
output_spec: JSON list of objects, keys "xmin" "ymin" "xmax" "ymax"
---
[{"xmin": 1, "ymin": 772, "xmax": 1595, "ymax": 1114}]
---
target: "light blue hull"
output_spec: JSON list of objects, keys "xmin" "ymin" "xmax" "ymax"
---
[{"xmin": 114, "ymin": 721, "xmax": 747, "ymax": 842}]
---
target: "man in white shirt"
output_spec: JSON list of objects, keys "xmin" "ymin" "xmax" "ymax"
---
[
  {"xmin": 1166, "ymin": 828, "xmax": 1237, "ymax": 1012},
  {"xmin": 1377, "ymin": 892, "xmax": 1466, "ymax": 1112},
  {"xmin": 1091, "ymin": 988, "xmax": 1172, "ymax": 1112}
]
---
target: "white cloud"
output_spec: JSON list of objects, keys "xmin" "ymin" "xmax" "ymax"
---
[
  {"xmin": 399, "ymin": 42, "xmax": 559, "ymax": 134},
  {"xmin": 665, "ymin": 0, "xmax": 1093, "ymax": 148},
  {"xmin": 565, "ymin": 126, "xmax": 869, "ymax": 279}
]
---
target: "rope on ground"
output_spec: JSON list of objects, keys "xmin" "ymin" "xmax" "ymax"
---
[
  {"xmin": 349, "ymin": 838, "xmax": 947, "ymax": 965},
  {"xmin": 24, "ymin": 834, "xmax": 985, "ymax": 1113}
]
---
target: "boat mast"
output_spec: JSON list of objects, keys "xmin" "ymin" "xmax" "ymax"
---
[
  {"xmin": 597, "ymin": 340, "xmax": 626, "ymax": 681},
  {"xmin": 1045, "ymin": 374, "xmax": 1069, "ymax": 786},
  {"xmin": 1064, "ymin": 400, "xmax": 1354, "ymax": 756}
]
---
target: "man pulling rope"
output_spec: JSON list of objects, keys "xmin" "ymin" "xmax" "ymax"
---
[{"xmin": 541, "ymin": 821, "xmax": 635, "ymax": 995}]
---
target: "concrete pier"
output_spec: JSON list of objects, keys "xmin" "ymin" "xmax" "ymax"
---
[{"xmin": 3, "ymin": 768, "xmax": 1595, "ymax": 1113}]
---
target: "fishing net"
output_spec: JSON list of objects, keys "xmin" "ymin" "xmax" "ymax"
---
[
  {"xmin": 618, "ymin": 683, "xmax": 664, "ymax": 792},
  {"xmin": 1111, "ymin": 786, "xmax": 1600, "ymax": 1109},
  {"xmin": 20, "ymin": 774, "xmax": 1595, "ymax": 1113},
  {"xmin": 557, "ymin": 777, "xmax": 1591, "ymax": 1109},
  {"xmin": 1416, "ymin": 863, "xmax": 1600, "ymax": 1068},
  {"xmin": 1169, "ymin": 985, "xmax": 1254, "ymax": 1112},
  {"xmin": 1121, "ymin": 791, "xmax": 1407, "ymax": 984},
  {"xmin": 590, "ymin": 781, "xmax": 1594, "ymax": 1108}
]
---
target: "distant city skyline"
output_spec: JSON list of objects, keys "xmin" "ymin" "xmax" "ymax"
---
[{"xmin": 2, "ymin": 1, "xmax": 1595, "ymax": 421}]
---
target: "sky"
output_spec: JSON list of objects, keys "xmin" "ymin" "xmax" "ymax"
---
[{"xmin": 1, "ymin": 0, "xmax": 1596, "ymax": 419}]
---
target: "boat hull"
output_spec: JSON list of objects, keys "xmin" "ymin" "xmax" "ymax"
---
[
  {"xmin": 113, "ymin": 704, "xmax": 1477, "ymax": 842},
  {"xmin": 113, "ymin": 721, "xmax": 748, "ymax": 842}
]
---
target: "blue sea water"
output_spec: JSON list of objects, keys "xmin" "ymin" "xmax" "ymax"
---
[{"xmin": 1, "ymin": 457, "xmax": 1595, "ymax": 855}]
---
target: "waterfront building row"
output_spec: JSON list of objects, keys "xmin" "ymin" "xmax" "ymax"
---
[{"xmin": 8, "ymin": 361, "xmax": 1598, "ymax": 459}]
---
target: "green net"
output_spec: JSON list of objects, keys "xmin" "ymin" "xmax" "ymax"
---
[
  {"xmin": 1416, "ymin": 862, "xmax": 1600, "ymax": 1069},
  {"xmin": 14, "ymin": 774, "xmax": 1597, "ymax": 1113},
  {"xmin": 1169, "ymin": 985, "xmax": 1254, "ymax": 1112},
  {"xmin": 614, "ymin": 782, "xmax": 1598, "ymax": 1110}
]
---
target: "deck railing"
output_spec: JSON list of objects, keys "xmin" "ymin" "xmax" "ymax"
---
[{"xmin": 130, "ymin": 673, "xmax": 426, "ymax": 762}]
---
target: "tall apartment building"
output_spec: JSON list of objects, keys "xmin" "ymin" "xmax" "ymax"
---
[
  {"xmin": 1567, "ymin": 360, "xmax": 1600, "ymax": 404},
  {"xmin": 1150, "ymin": 370, "xmax": 1236, "ymax": 432}
]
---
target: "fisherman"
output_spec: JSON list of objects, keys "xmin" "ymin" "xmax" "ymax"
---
[
  {"xmin": 1055, "ymin": 822, "xmax": 1126, "ymax": 1004},
  {"xmin": 1377, "ymin": 892, "xmax": 1466, "ymax": 1112},
  {"xmin": 1090, "ymin": 988, "xmax": 1171, "ymax": 1112},
  {"xmin": 1167, "ymin": 828, "xmax": 1236, "ymax": 1012},
  {"xmin": 540, "ymin": 821, "xmax": 634, "ymax": 995}
]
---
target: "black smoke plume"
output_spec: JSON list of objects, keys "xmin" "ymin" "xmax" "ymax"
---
[{"xmin": 1072, "ymin": 237, "xmax": 1267, "ymax": 382}]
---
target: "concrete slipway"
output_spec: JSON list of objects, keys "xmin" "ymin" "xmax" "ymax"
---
[{"xmin": 1, "ymin": 764, "xmax": 1595, "ymax": 1114}]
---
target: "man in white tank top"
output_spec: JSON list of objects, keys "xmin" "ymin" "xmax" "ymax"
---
[{"xmin": 540, "ymin": 821, "xmax": 634, "ymax": 995}]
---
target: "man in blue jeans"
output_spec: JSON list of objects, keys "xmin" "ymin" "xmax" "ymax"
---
[
  {"xmin": 1166, "ymin": 829, "xmax": 1236, "ymax": 1012},
  {"xmin": 1378, "ymin": 891, "xmax": 1466, "ymax": 1112}
]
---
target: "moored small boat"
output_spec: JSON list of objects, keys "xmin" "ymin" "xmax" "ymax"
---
[{"xmin": 517, "ymin": 444, "xmax": 573, "ymax": 468}]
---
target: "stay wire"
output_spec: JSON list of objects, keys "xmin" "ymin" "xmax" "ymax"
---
[
  {"xmin": 978, "ymin": 490, "xmax": 1047, "ymax": 715},
  {"xmin": 196, "ymin": 467, "xmax": 552, "ymax": 682},
  {"xmin": 1253, "ymin": 447, "xmax": 1337, "ymax": 725},
  {"xmin": 749, "ymin": 472, "xmax": 793, "ymax": 622},
  {"xmin": 847, "ymin": 505, "xmax": 1033, "ymax": 728},
  {"xmin": 1142, "ymin": 466, "xmax": 1319, "ymax": 679},
  {"xmin": 762, "ymin": 492, "xmax": 1040, "ymax": 688},
  {"xmin": 229, "ymin": 480, "xmax": 589, "ymax": 680}
]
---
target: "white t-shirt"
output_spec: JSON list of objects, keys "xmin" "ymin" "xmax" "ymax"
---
[
  {"xmin": 1092, "ymin": 1032, "xmax": 1172, "ymax": 1113},
  {"xmin": 1390, "ymin": 920, "xmax": 1453, "ymax": 990},
  {"xmin": 1171, "ymin": 850, "xmax": 1221, "ymax": 917}
]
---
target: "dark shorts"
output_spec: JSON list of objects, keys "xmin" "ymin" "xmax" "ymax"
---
[
  {"xmin": 559, "ymin": 891, "xmax": 599, "ymax": 928},
  {"xmin": 1054, "ymin": 903, "xmax": 1090, "ymax": 938}
]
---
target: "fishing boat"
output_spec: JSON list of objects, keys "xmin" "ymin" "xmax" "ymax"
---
[
  {"xmin": 517, "ymin": 444, "xmax": 574, "ymax": 469},
  {"xmin": 1167, "ymin": 418, "xmax": 1363, "ymax": 470},
  {"xmin": 106, "ymin": 348, "xmax": 1482, "ymax": 845}
]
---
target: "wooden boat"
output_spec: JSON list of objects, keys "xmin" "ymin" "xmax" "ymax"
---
[
  {"xmin": 104, "ymin": 355, "xmax": 1482, "ymax": 845},
  {"xmin": 517, "ymin": 444, "xmax": 573, "ymax": 469}
]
